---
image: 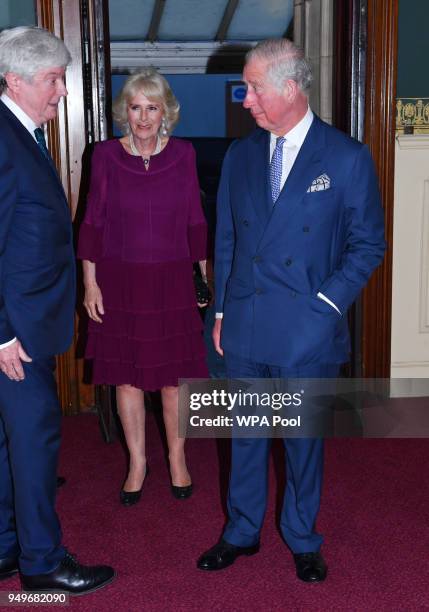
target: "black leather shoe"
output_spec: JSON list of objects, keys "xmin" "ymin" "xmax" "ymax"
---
[
  {"xmin": 21, "ymin": 552, "xmax": 115, "ymax": 596},
  {"xmin": 120, "ymin": 488, "xmax": 142, "ymax": 506},
  {"xmin": 0, "ymin": 556, "xmax": 19, "ymax": 580},
  {"xmin": 293, "ymin": 552, "xmax": 327, "ymax": 582},
  {"xmin": 171, "ymin": 483, "xmax": 193, "ymax": 499},
  {"xmin": 57, "ymin": 476, "xmax": 66, "ymax": 488},
  {"xmin": 120, "ymin": 465, "xmax": 149, "ymax": 506},
  {"xmin": 197, "ymin": 539, "xmax": 259, "ymax": 571}
]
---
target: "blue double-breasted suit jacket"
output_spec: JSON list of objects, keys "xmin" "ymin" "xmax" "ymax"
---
[{"xmin": 215, "ymin": 115, "xmax": 386, "ymax": 367}]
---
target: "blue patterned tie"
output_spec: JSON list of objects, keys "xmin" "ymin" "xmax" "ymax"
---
[
  {"xmin": 269, "ymin": 136, "xmax": 285, "ymax": 203},
  {"xmin": 34, "ymin": 127, "xmax": 51, "ymax": 161}
]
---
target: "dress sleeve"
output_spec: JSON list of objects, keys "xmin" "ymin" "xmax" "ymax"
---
[
  {"xmin": 187, "ymin": 144, "xmax": 208, "ymax": 262},
  {"xmin": 77, "ymin": 143, "xmax": 107, "ymax": 262}
]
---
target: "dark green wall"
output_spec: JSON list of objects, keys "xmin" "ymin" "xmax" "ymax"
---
[{"xmin": 397, "ymin": 0, "xmax": 429, "ymax": 97}]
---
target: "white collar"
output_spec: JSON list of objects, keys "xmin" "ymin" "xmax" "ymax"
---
[
  {"xmin": 1, "ymin": 94, "xmax": 39, "ymax": 139},
  {"xmin": 270, "ymin": 107, "xmax": 314, "ymax": 148}
]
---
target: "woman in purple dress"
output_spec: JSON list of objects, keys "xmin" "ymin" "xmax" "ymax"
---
[{"xmin": 77, "ymin": 69, "xmax": 208, "ymax": 505}]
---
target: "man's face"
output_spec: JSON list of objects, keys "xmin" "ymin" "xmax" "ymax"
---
[
  {"xmin": 242, "ymin": 57, "xmax": 291, "ymax": 135},
  {"xmin": 8, "ymin": 66, "xmax": 67, "ymax": 125}
]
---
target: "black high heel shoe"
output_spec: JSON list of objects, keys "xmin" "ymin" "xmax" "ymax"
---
[
  {"xmin": 120, "ymin": 465, "xmax": 149, "ymax": 507},
  {"xmin": 171, "ymin": 482, "xmax": 193, "ymax": 499}
]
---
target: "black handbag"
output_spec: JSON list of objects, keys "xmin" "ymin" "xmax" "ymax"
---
[{"xmin": 194, "ymin": 274, "xmax": 212, "ymax": 306}]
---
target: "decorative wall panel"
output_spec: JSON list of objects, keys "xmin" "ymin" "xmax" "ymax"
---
[{"xmin": 391, "ymin": 134, "xmax": 429, "ymax": 384}]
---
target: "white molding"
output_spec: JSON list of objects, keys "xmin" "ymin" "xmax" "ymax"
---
[
  {"xmin": 391, "ymin": 137, "xmax": 429, "ymax": 378},
  {"xmin": 420, "ymin": 180, "xmax": 429, "ymax": 333},
  {"xmin": 110, "ymin": 41, "xmax": 257, "ymax": 74},
  {"xmin": 396, "ymin": 134, "xmax": 429, "ymax": 149},
  {"xmin": 390, "ymin": 364, "xmax": 429, "ymax": 396},
  {"xmin": 391, "ymin": 361, "xmax": 429, "ymax": 368},
  {"xmin": 389, "ymin": 377, "xmax": 429, "ymax": 398}
]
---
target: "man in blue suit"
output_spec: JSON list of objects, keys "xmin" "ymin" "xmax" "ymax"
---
[
  {"xmin": 0, "ymin": 26, "xmax": 114, "ymax": 594},
  {"xmin": 198, "ymin": 38, "xmax": 385, "ymax": 581}
]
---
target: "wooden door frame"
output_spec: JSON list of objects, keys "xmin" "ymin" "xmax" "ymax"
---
[
  {"xmin": 361, "ymin": 0, "xmax": 398, "ymax": 377},
  {"xmin": 37, "ymin": 0, "xmax": 85, "ymax": 414},
  {"xmin": 335, "ymin": 0, "xmax": 397, "ymax": 377},
  {"xmin": 37, "ymin": 0, "xmax": 111, "ymax": 413}
]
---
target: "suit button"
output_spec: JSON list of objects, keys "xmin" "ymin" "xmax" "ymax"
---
[
  {"xmin": 303, "ymin": 226, "xmax": 310, "ymax": 232},
  {"xmin": 291, "ymin": 291, "xmax": 297, "ymax": 297},
  {"xmin": 253, "ymin": 255, "xmax": 261, "ymax": 263},
  {"xmin": 285, "ymin": 258, "xmax": 292, "ymax": 266},
  {"xmin": 255, "ymin": 288, "xmax": 262, "ymax": 295},
  {"xmin": 243, "ymin": 220, "xmax": 249, "ymax": 226}
]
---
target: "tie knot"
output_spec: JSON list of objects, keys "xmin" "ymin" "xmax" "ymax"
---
[{"xmin": 276, "ymin": 136, "xmax": 285, "ymax": 148}]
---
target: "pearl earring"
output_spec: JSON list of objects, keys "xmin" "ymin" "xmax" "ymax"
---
[{"xmin": 161, "ymin": 118, "xmax": 168, "ymax": 137}]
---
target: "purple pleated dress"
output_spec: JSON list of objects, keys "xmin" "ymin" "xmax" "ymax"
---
[{"xmin": 77, "ymin": 137, "xmax": 209, "ymax": 391}]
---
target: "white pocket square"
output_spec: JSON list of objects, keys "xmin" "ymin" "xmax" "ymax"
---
[{"xmin": 306, "ymin": 173, "xmax": 331, "ymax": 192}]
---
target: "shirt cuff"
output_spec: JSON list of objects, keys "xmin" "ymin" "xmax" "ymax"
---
[
  {"xmin": 0, "ymin": 337, "xmax": 17, "ymax": 350},
  {"xmin": 215, "ymin": 312, "xmax": 223, "ymax": 319},
  {"xmin": 317, "ymin": 292, "xmax": 341, "ymax": 315}
]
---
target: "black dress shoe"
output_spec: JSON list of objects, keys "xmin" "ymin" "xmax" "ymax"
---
[
  {"xmin": 171, "ymin": 483, "xmax": 193, "ymax": 499},
  {"xmin": 197, "ymin": 539, "xmax": 259, "ymax": 571},
  {"xmin": 120, "ymin": 465, "xmax": 149, "ymax": 506},
  {"xmin": 293, "ymin": 552, "xmax": 327, "ymax": 582},
  {"xmin": 0, "ymin": 556, "xmax": 19, "ymax": 580},
  {"xmin": 57, "ymin": 476, "xmax": 66, "ymax": 488},
  {"xmin": 21, "ymin": 552, "xmax": 115, "ymax": 596}
]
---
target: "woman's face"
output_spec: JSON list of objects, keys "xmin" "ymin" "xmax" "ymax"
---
[{"xmin": 126, "ymin": 91, "xmax": 164, "ymax": 141}]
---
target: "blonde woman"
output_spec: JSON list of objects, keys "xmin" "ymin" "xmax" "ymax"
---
[{"xmin": 78, "ymin": 69, "xmax": 208, "ymax": 505}]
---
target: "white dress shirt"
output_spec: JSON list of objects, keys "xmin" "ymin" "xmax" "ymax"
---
[
  {"xmin": 1, "ymin": 94, "xmax": 38, "ymax": 140},
  {"xmin": 215, "ymin": 106, "xmax": 340, "ymax": 319},
  {"xmin": 269, "ymin": 106, "xmax": 314, "ymax": 190},
  {"xmin": 0, "ymin": 95, "xmax": 40, "ymax": 350}
]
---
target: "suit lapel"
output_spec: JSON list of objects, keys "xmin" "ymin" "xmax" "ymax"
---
[
  {"xmin": 260, "ymin": 117, "xmax": 328, "ymax": 246},
  {"xmin": 0, "ymin": 100, "xmax": 67, "ymax": 203},
  {"xmin": 245, "ymin": 129, "xmax": 272, "ymax": 226}
]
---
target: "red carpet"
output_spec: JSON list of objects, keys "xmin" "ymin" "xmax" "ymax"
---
[{"xmin": 2, "ymin": 411, "xmax": 428, "ymax": 610}]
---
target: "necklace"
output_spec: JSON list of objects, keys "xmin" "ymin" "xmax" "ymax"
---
[{"xmin": 128, "ymin": 132, "xmax": 162, "ymax": 168}]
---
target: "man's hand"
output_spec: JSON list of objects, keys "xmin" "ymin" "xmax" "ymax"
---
[
  {"xmin": 212, "ymin": 318, "xmax": 223, "ymax": 356},
  {"xmin": 83, "ymin": 283, "xmax": 104, "ymax": 323},
  {"xmin": 0, "ymin": 340, "xmax": 32, "ymax": 381}
]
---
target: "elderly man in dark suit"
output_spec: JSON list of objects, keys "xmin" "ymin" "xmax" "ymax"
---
[
  {"xmin": 197, "ymin": 38, "xmax": 385, "ymax": 581},
  {"xmin": 0, "ymin": 26, "xmax": 114, "ymax": 595}
]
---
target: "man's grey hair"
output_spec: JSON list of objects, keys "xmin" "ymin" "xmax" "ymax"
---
[
  {"xmin": 246, "ymin": 38, "xmax": 313, "ymax": 94},
  {"xmin": 0, "ymin": 26, "xmax": 71, "ymax": 92}
]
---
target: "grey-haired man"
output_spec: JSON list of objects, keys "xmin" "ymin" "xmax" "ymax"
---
[{"xmin": 0, "ymin": 26, "xmax": 114, "ymax": 595}]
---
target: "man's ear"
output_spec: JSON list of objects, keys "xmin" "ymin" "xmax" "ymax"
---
[
  {"xmin": 4, "ymin": 72, "xmax": 22, "ymax": 94},
  {"xmin": 284, "ymin": 79, "xmax": 298, "ymax": 102}
]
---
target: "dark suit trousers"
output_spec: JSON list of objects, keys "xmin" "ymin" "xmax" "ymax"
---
[
  {"xmin": 0, "ymin": 358, "xmax": 65, "ymax": 574},
  {"xmin": 222, "ymin": 351, "xmax": 339, "ymax": 553}
]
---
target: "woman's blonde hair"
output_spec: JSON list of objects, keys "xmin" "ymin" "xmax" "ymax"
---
[{"xmin": 112, "ymin": 68, "xmax": 180, "ymax": 135}]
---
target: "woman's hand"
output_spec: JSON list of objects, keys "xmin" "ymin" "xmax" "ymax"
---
[{"xmin": 83, "ymin": 283, "xmax": 105, "ymax": 323}]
